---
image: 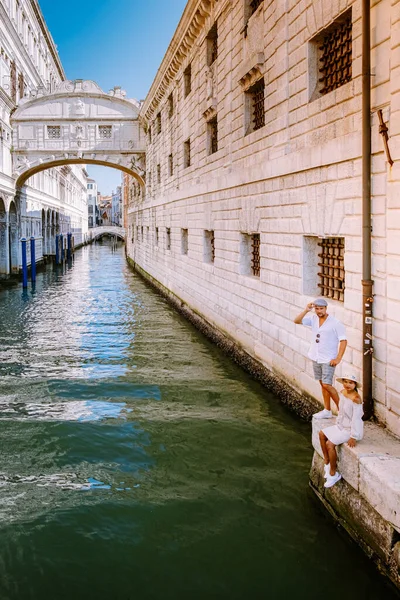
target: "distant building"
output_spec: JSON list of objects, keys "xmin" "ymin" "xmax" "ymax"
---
[
  {"xmin": 87, "ymin": 178, "xmax": 98, "ymax": 228},
  {"xmin": 111, "ymin": 186, "xmax": 122, "ymax": 226},
  {"xmin": 98, "ymin": 194, "xmax": 112, "ymax": 225}
]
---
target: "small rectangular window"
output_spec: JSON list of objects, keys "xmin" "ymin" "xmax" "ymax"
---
[
  {"xmin": 98, "ymin": 125, "xmax": 112, "ymax": 139},
  {"xmin": 240, "ymin": 232, "xmax": 260, "ymax": 277},
  {"xmin": 157, "ymin": 164, "xmax": 161, "ymax": 184},
  {"xmin": 249, "ymin": 0, "xmax": 263, "ymax": 17},
  {"xmin": 155, "ymin": 227, "xmax": 159, "ymax": 246},
  {"xmin": 166, "ymin": 227, "xmax": 171, "ymax": 251},
  {"xmin": 148, "ymin": 126, "xmax": 152, "ymax": 143},
  {"xmin": 47, "ymin": 125, "xmax": 61, "ymax": 139},
  {"xmin": 318, "ymin": 237, "xmax": 345, "ymax": 302},
  {"xmin": 181, "ymin": 229, "xmax": 188, "ymax": 255},
  {"xmin": 184, "ymin": 139, "xmax": 191, "ymax": 168},
  {"xmin": 208, "ymin": 117, "xmax": 218, "ymax": 155},
  {"xmin": 157, "ymin": 112, "xmax": 161, "ymax": 134},
  {"xmin": 207, "ymin": 23, "xmax": 218, "ymax": 66},
  {"xmin": 204, "ymin": 230, "xmax": 215, "ymax": 264},
  {"xmin": 168, "ymin": 154, "xmax": 173, "ymax": 177},
  {"xmin": 168, "ymin": 93, "xmax": 174, "ymax": 118},
  {"xmin": 184, "ymin": 64, "xmax": 192, "ymax": 98},
  {"xmin": 141, "ymin": 226, "xmax": 144, "ymax": 241},
  {"xmin": 246, "ymin": 78, "xmax": 265, "ymax": 134},
  {"xmin": 147, "ymin": 226, "xmax": 150, "ymax": 243},
  {"xmin": 309, "ymin": 10, "xmax": 352, "ymax": 100}
]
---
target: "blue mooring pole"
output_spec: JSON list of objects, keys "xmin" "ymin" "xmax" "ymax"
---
[
  {"xmin": 67, "ymin": 233, "xmax": 72, "ymax": 260},
  {"xmin": 21, "ymin": 238, "xmax": 28, "ymax": 288},
  {"xmin": 55, "ymin": 234, "xmax": 60, "ymax": 265},
  {"xmin": 30, "ymin": 237, "xmax": 36, "ymax": 283}
]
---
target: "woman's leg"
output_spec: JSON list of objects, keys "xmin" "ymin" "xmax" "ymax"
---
[
  {"xmin": 319, "ymin": 430, "xmax": 330, "ymax": 465},
  {"xmin": 326, "ymin": 441, "xmax": 337, "ymax": 476}
]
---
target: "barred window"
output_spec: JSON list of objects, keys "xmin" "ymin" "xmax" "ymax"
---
[
  {"xmin": 141, "ymin": 226, "xmax": 144, "ymax": 241},
  {"xmin": 155, "ymin": 227, "xmax": 159, "ymax": 246},
  {"xmin": 181, "ymin": 229, "xmax": 188, "ymax": 255},
  {"xmin": 157, "ymin": 112, "xmax": 161, "ymax": 134},
  {"xmin": 208, "ymin": 117, "xmax": 218, "ymax": 155},
  {"xmin": 204, "ymin": 230, "xmax": 215, "ymax": 264},
  {"xmin": 98, "ymin": 125, "xmax": 112, "ymax": 139},
  {"xmin": 168, "ymin": 93, "xmax": 174, "ymax": 118},
  {"xmin": 47, "ymin": 125, "xmax": 61, "ymax": 139},
  {"xmin": 168, "ymin": 154, "xmax": 173, "ymax": 177},
  {"xmin": 184, "ymin": 139, "xmax": 191, "ymax": 168},
  {"xmin": 246, "ymin": 78, "xmax": 265, "ymax": 135},
  {"xmin": 157, "ymin": 164, "xmax": 161, "ymax": 184},
  {"xmin": 318, "ymin": 237, "xmax": 345, "ymax": 302},
  {"xmin": 166, "ymin": 227, "xmax": 171, "ymax": 251},
  {"xmin": 251, "ymin": 234, "xmax": 260, "ymax": 277},
  {"xmin": 148, "ymin": 126, "xmax": 152, "ymax": 143},
  {"xmin": 240, "ymin": 232, "xmax": 261, "ymax": 276},
  {"xmin": 184, "ymin": 64, "xmax": 192, "ymax": 98},
  {"xmin": 309, "ymin": 10, "xmax": 352, "ymax": 100},
  {"xmin": 207, "ymin": 23, "xmax": 218, "ymax": 66}
]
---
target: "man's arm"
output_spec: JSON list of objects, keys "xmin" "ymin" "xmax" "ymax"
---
[
  {"xmin": 330, "ymin": 340, "xmax": 347, "ymax": 366},
  {"xmin": 294, "ymin": 303, "xmax": 314, "ymax": 324}
]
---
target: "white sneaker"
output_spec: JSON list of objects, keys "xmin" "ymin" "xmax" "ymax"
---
[
  {"xmin": 324, "ymin": 471, "xmax": 342, "ymax": 488},
  {"xmin": 313, "ymin": 409, "xmax": 333, "ymax": 419},
  {"xmin": 324, "ymin": 463, "xmax": 330, "ymax": 478}
]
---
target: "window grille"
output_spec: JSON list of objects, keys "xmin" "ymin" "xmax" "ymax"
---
[
  {"xmin": 184, "ymin": 139, "xmax": 191, "ymax": 168},
  {"xmin": 168, "ymin": 93, "xmax": 174, "ymax": 118},
  {"xmin": 251, "ymin": 79, "xmax": 265, "ymax": 131},
  {"xmin": 207, "ymin": 23, "xmax": 218, "ymax": 66},
  {"xmin": 251, "ymin": 234, "xmax": 260, "ymax": 277},
  {"xmin": 99, "ymin": 125, "xmax": 112, "ymax": 139},
  {"xmin": 155, "ymin": 227, "xmax": 159, "ymax": 246},
  {"xmin": 47, "ymin": 125, "xmax": 61, "ymax": 139},
  {"xmin": 157, "ymin": 164, "xmax": 161, "ymax": 184},
  {"xmin": 168, "ymin": 154, "xmax": 173, "ymax": 176},
  {"xmin": 318, "ymin": 237, "xmax": 345, "ymax": 302},
  {"xmin": 250, "ymin": 0, "xmax": 263, "ymax": 16},
  {"xmin": 166, "ymin": 228, "xmax": 171, "ymax": 250},
  {"xmin": 157, "ymin": 113, "xmax": 161, "ymax": 134},
  {"xmin": 148, "ymin": 126, "xmax": 152, "ymax": 143},
  {"xmin": 141, "ymin": 226, "xmax": 144, "ymax": 241},
  {"xmin": 205, "ymin": 230, "xmax": 215, "ymax": 263},
  {"xmin": 318, "ymin": 14, "xmax": 352, "ymax": 95},
  {"xmin": 184, "ymin": 64, "xmax": 192, "ymax": 97},
  {"xmin": 209, "ymin": 117, "xmax": 218, "ymax": 155}
]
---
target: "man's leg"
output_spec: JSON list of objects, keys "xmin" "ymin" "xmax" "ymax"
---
[
  {"xmin": 322, "ymin": 383, "xmax": 339, "ymax": 410},
  {"xmin": 320, "ymin": 381, "xmax": 332, "ymax": 410},
  {"xmin": 321, "ymin": 364, "xmax": 339, "ymax": 410},
  {"xmin": 319, "ymin": 431, "xmax": 330, "ymax": 465}
]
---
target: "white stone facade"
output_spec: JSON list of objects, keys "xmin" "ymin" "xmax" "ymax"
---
[
  {"xmin": 0, "ymin": 0, "xmax": 88, "ymax": 272},
  {"xmin": 126, "ymin": 0, "xmax": 400, "ymax": 437}
]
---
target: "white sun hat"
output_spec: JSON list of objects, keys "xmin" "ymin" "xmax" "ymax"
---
[{"xmin": 336, "ymin": 374, "xmax": 362, "ymax": 389}]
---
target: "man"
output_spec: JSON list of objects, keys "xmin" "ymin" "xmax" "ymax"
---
[{"xmin": 294, "ymin": 298, "xmax": 347, "ymax": 418}]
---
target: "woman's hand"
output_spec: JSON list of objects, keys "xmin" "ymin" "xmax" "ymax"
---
[{"xmin": 347, "ymin": 438, "xmax": 356, "ymax": 448}]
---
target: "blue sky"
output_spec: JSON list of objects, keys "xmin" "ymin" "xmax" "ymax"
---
[{"xmin": 39, "ymin": 0, "xmax": 187, "ymax": 193}]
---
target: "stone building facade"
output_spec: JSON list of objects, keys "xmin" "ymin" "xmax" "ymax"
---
[
  {"xmin": 125, "ymin": 0, "xmax": 400, "ymax": 582},
  {"xmin": 0, "ymin": 0, "xmax": 88, "ymax": 276},
  {"xmin": 127, "ymin": 0, "xmax": 400, "ymax": 437}
]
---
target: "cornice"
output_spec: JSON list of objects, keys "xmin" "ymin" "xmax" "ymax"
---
[
  {"xmin": 0, "ymin": 86, "xmax": 16, "ymax": 110},
  {"xmin": 141, "ymin": 0, "xmax": 232, "ymax": 122}
]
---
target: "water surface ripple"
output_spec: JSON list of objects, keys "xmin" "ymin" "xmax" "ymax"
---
[{"xmin": 0, "ymin": 242, "xmax": 397, "ymax": 600}]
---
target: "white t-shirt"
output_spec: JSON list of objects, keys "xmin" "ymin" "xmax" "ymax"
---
[{"xmin": 302, "ymin": 313, "xmax": 347, "ymax": 363}]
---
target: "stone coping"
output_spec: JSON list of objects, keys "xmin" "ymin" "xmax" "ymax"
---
[{"xmin": 312, "ymin": 418, "xmax": 400, "ymax": 533}]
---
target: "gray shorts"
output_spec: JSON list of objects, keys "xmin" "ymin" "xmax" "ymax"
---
[{"xmin": 312, "ymin": 362, "xmax": 335, "ymax": 385}]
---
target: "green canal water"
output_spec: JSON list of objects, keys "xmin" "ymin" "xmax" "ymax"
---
[{"xmin": 0, "ymin": 241, "xmax": 397, "ymax": 600}]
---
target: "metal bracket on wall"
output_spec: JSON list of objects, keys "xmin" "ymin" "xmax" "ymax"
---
[{"xmin": 377, "ymin": 109, "xmax": 394, "ymax": 166}]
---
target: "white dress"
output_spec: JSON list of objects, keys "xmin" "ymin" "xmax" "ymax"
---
[{"xmin": 323, "ymin": 392, "xmax": 364, "ymax": 445}]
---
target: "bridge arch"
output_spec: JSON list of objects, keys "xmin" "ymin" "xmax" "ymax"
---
[
  {"xmin": 90, "ymin": 226, "xmax": 126, "ymax": 242},
  {"xmin": 11, "ymin": 80, "xmax": 146, "ymax": 191}
]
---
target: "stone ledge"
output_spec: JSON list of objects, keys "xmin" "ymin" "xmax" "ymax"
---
[{"xmin": 312, "ymin": 418, "xmax": 400, "ymax": 532}]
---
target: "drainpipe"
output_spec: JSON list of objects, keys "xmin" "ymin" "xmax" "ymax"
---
[{"xmin": 361, "ymin": 0, "xmax": 373, "ymax": 420}]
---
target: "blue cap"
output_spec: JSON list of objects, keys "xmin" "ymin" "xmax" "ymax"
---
[{"xmin": 313, "ymin": 298, "xmax": 328, "ymax": 307}]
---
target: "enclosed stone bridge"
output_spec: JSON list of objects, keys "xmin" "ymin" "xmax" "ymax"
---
[
  {"xmin": 11, "ymin": 79, "xmax": 146, "ymax": 188},
  {"xmin": 89, "ymin": 226, "xmax": 126, "ymax": 241}
]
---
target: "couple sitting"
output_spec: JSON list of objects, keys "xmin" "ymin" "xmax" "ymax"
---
[{"xmin": 294, "ymin": 298, "xmax": 364, "ymax": 489}]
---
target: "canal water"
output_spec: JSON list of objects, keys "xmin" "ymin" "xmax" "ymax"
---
[{"xmin": 0, "ymin": 241, "xmax": 397, "ymax": 600}]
